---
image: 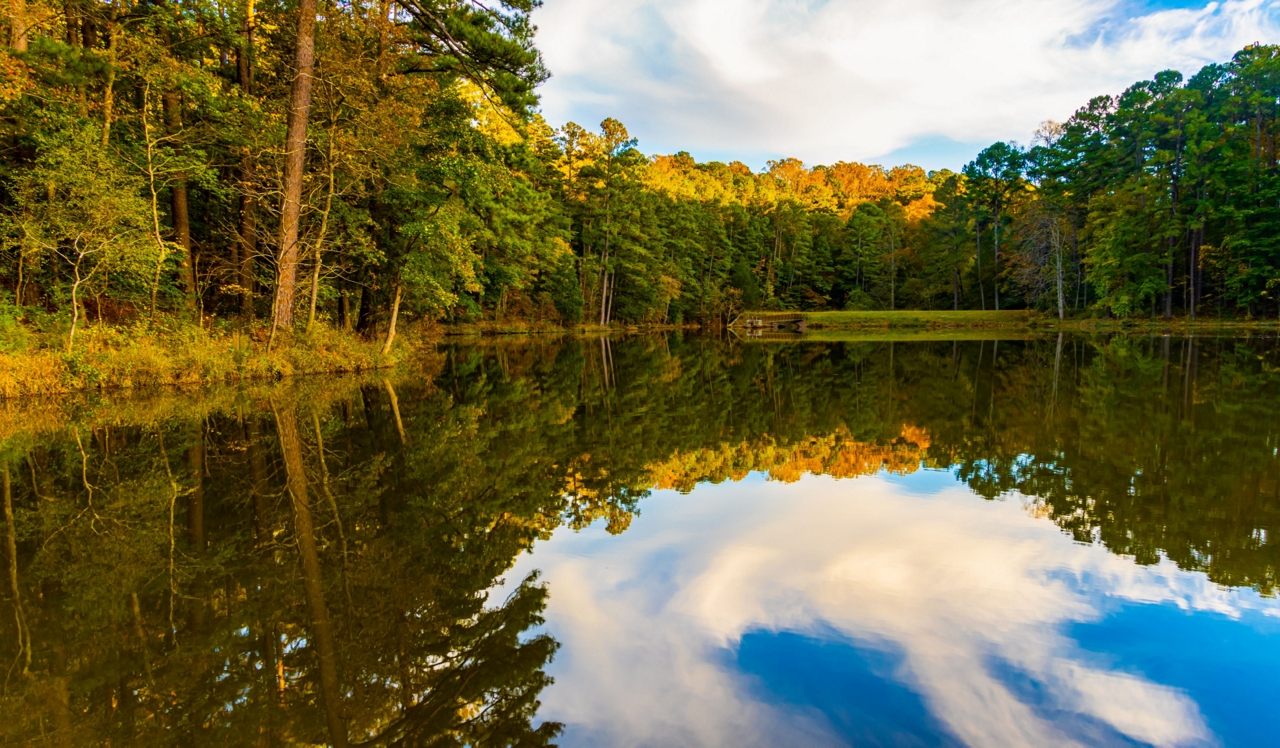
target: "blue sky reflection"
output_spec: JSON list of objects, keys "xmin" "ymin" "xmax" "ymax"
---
[{"xmin": 499, "ymin": 472, "xmax": 1280, "ymax": 747}]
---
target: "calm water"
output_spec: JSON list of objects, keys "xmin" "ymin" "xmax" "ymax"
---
[{"xmin": 0, "ymin": 333, "xmax": 1277, "ymax": 746}]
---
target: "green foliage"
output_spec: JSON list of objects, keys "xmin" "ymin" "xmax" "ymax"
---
[
  {"xmin": 544, "ymin": 251, "xmax": 583, "ymax": 323},
  {"xmin": 1, "ymin": 3, "xmax": 1277, "ymax": 335}
]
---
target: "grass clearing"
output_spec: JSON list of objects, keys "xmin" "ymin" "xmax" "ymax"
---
[
  {"xmin": 739, "ymin": 329, "xmax": 1042, "ymax": 343},
  {"xmin": 742, "ymin": 310, "xmax": 1040, "ymax": 329}
]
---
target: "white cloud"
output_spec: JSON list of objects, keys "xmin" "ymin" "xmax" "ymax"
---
[
  {"xmin": 497, "ymin": 473, "xmax": 1280, "ymax": 747},
  {"xmin": 532, "ymin": 0, "xmax": 1280, "ymax": 168}
]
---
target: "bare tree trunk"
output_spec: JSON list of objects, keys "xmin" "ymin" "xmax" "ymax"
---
[
  {"xmin": 380, "ymin": 283, "xmax": 402, "ymax": 355},
  {"xmin": 993, "ymin": 206, "xmax": 1000, "ymax": 311},
  {"xmin": 976, "ymin": 222, "xmax": 985, "ymax": 311},
  {"xmin": 237, "ymin": 0, "xmax": 257, "ymax": 316},
  {"xmin": 1187, "ymin": 229, "xmax": 1196, "ymax": 321},
  {"xmin": 7, "ymin": 0, "xmax": 28, "ymax": 50},
  {"xmin": 14, "ymin": 249, "xmax": 22, "ymax": 306},
  {"xmin": 307, "ymin": 130, "xmax": 338, "ymax": 333},
  {"xmin": 142, "ymin": 84, "xmax": 170, "ymax": 318},
  {"xmin": 606, "ymin": 271, "xmax": 616, "ymax": 324},
  {"xmin": 156, "ymin": 9, "xmax": 197, "ymax": 310},
  {"xmin": 67, "ymin": 255, "xmax": 85, "ymax": 353},
  {"xmin": 338, "ymin": 278, "xmax": 351, "ymax": 330},
  {"xmin": 272, "ymin": 0, "xmax": 320, "ymax": 331},
  {"xmin": 100, "ymin": 20, "xmax": 116, "ymax": 145},
  {"xmin": 272, "ymin": 402, "xmax": 348, "ymax": 748},
  {"xmin": 1054, "ymin": 221, "xmax": 1065, "ymax": 321}
]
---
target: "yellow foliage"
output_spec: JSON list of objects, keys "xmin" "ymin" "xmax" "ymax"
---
[{"xmin": 642, "ymin": 424, "xmax": 935, "ymax": 491}]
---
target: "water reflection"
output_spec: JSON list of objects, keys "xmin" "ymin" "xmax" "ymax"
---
[
  {"xmin": 0, "ymin": 333, "xmax": 1275, "ymax": 745},
  {"xmin": 510, "ymin": 473, "xmax": 1277, "ymax": 747}
]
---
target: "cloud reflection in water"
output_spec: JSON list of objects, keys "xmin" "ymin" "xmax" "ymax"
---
[{"xmin": 501, "ymin": 472, "xmax": 1279, "ymax": 747}]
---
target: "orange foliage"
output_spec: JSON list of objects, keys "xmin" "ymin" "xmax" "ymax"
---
[{"xmin": 643, "ymin": 424, "xmax": 936, "ymax": 491}]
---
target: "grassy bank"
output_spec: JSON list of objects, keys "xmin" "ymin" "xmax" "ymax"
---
[
  {"xmin": 740, "ymin": 309, "xmax": 1280, "ymax": 333},
  {"xmin": 739, "ymin": 310, "xmax": 1040, "ymax": 329},
  {"xmin": 0, "ymin": 321, "xmax": 409, "ymax": 399},
  {"xmin": 740, "ymin": 329, "xmax": 1043, "ymax": 343}
]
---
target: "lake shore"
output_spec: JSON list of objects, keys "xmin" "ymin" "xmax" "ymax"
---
[
  {"xmin": 3, "ymin": 312, "xmax": 1276, "ymax": 399},
  {"xmin": 738, "ymin": 309, "xmax": 1280, "ymax": 334},
  {"xmin": 0, "ymin": 324, "xmax": 409, "ymax": 400}
]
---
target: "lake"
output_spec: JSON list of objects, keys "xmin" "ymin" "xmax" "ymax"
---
[{"xmin": 0, "ymin": 333, "xmax": 1277, "ymax": 746}]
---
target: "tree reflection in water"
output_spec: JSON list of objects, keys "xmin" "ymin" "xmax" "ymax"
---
[{"xmin": 0, "ymin": 332, "xmax": 1275, "ymax": 743}]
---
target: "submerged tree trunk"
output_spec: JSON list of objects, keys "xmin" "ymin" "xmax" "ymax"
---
[{"xmin": 272, "ymin": 0, "xmax": 320, "ymax": 331}]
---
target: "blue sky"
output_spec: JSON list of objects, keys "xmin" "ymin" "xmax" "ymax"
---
[{"xmin": 532, "ymin": 0, "xmax": 1280, "ymax": 171}]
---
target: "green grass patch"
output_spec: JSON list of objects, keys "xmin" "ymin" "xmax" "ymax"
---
[
  {"xmin": 740, "ymin": 329, "xmax": 1042, "ymax": 343},
  {"xmin": 743, "ymin": 310, "xmax": 1040, "ymax": 329}
]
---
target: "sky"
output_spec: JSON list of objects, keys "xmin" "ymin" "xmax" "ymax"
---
[
  {"xmin": 497, "ymin": 472, "xmax": 1280, "ymax": 747},
  {"xmin": 531, "ymin": 0, "xmax": 1280, "ymax": 171}
]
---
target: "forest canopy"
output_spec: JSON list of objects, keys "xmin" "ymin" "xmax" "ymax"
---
[{"xmin": 2, "ymin": 1, "xmax": 1279, "ymax": 349}]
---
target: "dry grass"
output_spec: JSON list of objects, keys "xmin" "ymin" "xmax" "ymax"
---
[{"xmin": 0, "ymin": 321, "xmax": 407, "ymax": 400}]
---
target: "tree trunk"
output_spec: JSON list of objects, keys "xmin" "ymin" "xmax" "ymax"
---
[
  {"xmin": 356, "ymin": 282, "xmax": 374, "ymax": 336},
  {"xmin": 161, "ymin": 90, "xmax": 196, "ymax": 309},
  {"xmin": 237, "ymin": 2, "xmax": 257, "ymax": 316},
  {"xmin": 272, "ymin": 402, "xmax": 348, "ymax": 747},
  {"xmin": 993, "ymin": 206, "xmax": 1000, "ymax": 311},
  {"xmin": 272, "ymin": 0, "xmax": 320, "ymax": 330},
  {"xmin": 976, "ymin": 222, "xmax": 985, "ymax": 311},
  {"xmin": 8, "ymin": 0, "xmax": 27, "ymax": 51},
  {"xmin": 100, "ymin": 21, "xmax": 116, "ymax": 144},
  {"xmin": 338, "ymin": 284, "xmax": 351, "ymax": 330},
  {"xmin": 307, "ymin": 133, "xmax": 337, "ymax": 333},
  {"xmin": 1054, "ymin": 224, "xmax": 1065, "ymax": 321},
  {"xmin": 381, "ymin": 283, "xmax": 402, "ymax": 355}
]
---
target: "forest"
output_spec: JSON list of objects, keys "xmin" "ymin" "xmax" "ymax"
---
[{"xmin": 2, "ymin": 0, "xmax": 1280, "ymax": 353}]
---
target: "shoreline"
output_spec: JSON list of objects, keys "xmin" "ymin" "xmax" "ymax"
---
[{"xmin": 2, "ymin": 314, "xmax": 1276, "ymax": 400}]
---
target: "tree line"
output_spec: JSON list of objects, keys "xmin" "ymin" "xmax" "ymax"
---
[{"xmin": 2, "ymin": 3, "xmax": 1278, "ymax": 347}]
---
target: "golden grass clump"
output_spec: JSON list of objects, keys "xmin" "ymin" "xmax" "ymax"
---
[{"xmin": 0, "ymin": 322, "xmax": 405, "ymax": 399}]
